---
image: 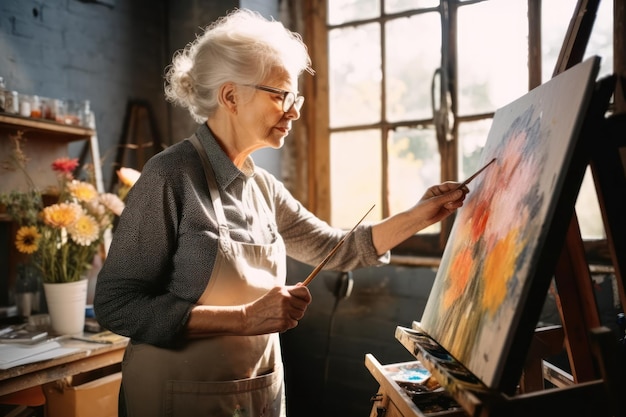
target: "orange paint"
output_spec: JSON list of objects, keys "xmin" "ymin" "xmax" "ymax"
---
[
  {"xmin": 443, "ymin": 246, "xmax": 474, "ymax": 309},
  {"xmin": 482, "ymin": 229, "xmax": 521, "ymax": 315},
  {"xmin": 470, "ymin": 200, "xmax": 490, "ymax": 243}
]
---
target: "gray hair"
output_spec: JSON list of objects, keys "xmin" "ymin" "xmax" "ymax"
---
[{"xmin": 164, "ymin": 8, "xmax": 314, "ymax": 123}]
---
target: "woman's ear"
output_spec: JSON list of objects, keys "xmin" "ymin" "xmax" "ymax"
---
[{"xmin": 218, "ymin": 83, "xmax": 238, "ymax": 114}]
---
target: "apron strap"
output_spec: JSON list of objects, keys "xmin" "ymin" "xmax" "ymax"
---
[{"xmin": 188, "ymin": 134, "xmax": 229, "ymax": 236}]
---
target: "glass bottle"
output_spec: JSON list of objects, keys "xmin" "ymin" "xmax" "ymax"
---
[
  {"xmin": 0, "ymin": 76, "xmax": 6, "ymax": 112},
  {"xmin": 80, "ymin": 99, "xmax": 95, "ymax": 128},
  {"xmin": 30, "ymin": 95, "xmax": 42, "ymax": 118},
  {"xmin": 15, "ymin": 263, "xmax": 41, "ymax": 317},
  {"xmin": 19, "ymin": 94, "xmax": 31, "ymax": 117}
]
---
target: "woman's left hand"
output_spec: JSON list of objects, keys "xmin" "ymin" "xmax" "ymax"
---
[
  {"xmin": 371, "ymin": 182, "xmax": 469, "ymax": 255},
  {"xmin": 416, "ymin": 181, "xmax": 468, "ymax": 226}
]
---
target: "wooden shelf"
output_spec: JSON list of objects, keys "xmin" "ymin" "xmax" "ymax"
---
[
  {"xmin": 0, "ymin": 113, "xmax": 98, "ymax": 194},
  {"xmin": 1, "ymin": 112, "xmax": 103, "ymax": 307},
  {"xmin": 0, "ymin": 114, "xmax": 94, "ymax": 141}
]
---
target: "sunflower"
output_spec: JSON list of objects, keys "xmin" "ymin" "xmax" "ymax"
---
[
  {"xmin": 2, "ymin": 155, "xmax": 131, "ymax": 283},
  {"xmin": 15, "ymin": 226, "xmax": 41, "ymax": 254}
]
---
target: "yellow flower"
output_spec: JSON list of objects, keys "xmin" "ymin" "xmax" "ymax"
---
[
  {"xmin": 15, "ymin": 226, "xmax": 41, "ymax": 254},
  {"xmin": 67, "ymin": 213, "xmax": 100, "ymax": 246},
  {"xmin": 42, "ymin": 202, "xmax": 82, "ymax": 228},
  {"xmin": 2, "ymin": 155, "xmax": 126, "ymax": 283},
  {"xmin": 68, "ymin": 180, "xmax": 98, "ymax": 202}
]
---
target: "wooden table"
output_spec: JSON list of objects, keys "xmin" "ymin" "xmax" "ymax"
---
[{"xmin": 0, "ymin": 337, "xmax": 128, "ymax": 397}]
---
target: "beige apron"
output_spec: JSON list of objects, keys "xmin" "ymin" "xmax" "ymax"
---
[{"xmin": 120, "ymin": 135, "xmax": 287, "ymax": 417}]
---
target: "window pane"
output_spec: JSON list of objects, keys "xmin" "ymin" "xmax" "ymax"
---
[
  {"xmin": 541, "ymin": 1, "xmax": 610, "ymax": 240},
  {"xmin": 330, "ymin": 130, "xmax": 383, "ymax": 227},
  {"xmin": 328, "ymin": 0, "xmax": 380, "ymax": 25},
  {"xmin": 329, "ymin": 24, "xmax": 382, "ymax": 128},
  {"xmin": 458, "ymin": 119, "xmax": 491, "ymax": 180},
  {"xmin": 385, "ymin": 12, "xmax": 441, "ymax": 122},
  {"xmin": 541, "ymin": 2, "xmax": 572, "ymax": 81},
  {"xmin": 584, "ymin": 1, "xmax": 613, "ymax": 78},
  {"xmin": 576, "ymin": 167, "xmax": 605, "ymax": 239},
  {"xmin": 385, "ymin": 0, "xmax": 438, "ymax": 14},
  {"xmin": 388, "ymin": 126, "xmax": 440, "ymax": 233},
  {"xmin": 457, "ymin": 0, "xmax": 528, "ymax": 115},
  {"xmin": 542, "ymin": 0, "xmax": 613, "ymax": 82}
]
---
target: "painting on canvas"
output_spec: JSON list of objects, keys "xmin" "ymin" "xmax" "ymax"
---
[{"xmin": 419, "ymin": 56, "xmax": 601, "ymax": 393}]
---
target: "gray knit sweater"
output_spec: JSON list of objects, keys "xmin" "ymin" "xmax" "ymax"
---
[{"xmin": 94, "ymin": 124, "xmax": 388, "ymax": 347}]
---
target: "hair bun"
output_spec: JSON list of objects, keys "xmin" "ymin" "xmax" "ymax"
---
[{"xmin": 178, "ymin": 72, "xmax": 195, "ymax": 97}]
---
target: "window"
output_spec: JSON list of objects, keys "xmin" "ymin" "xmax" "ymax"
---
[{"xmin": 304, "ymin": 0, "xmax": 613, "ymax": 263}]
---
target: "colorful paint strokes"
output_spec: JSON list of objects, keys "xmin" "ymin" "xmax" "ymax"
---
[{"xmin": 420, "ymin": 56, "xmax": 601, "ymax": 392}]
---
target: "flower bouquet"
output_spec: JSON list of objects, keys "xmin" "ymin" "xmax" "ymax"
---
[
  {"xmin": 1, "ymin": 130, "xmax": 139, "ymax": 333},
  {"xmin": 2, "ymin": 157, "xmax": 125, "ymax": 283}
]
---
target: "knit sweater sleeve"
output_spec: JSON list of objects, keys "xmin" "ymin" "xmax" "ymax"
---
[
  {"xmin": 255, "ymin": 169, "xmax": 390, "ymax": 270},
  {"xmin": 94, "ymin": 143, "xmax": 213, "ymax": 348}
]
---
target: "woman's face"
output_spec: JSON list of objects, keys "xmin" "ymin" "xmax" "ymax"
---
[{"xmin": 237, "ymin": 73, "xmax": 302, "ymax": 150}]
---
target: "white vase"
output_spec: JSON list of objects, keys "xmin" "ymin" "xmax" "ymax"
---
[{"xmin": 43, "ymin": 279, "xmax": 88, "ymax": 336}]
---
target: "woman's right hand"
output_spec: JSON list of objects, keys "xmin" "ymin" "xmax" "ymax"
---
[{"xmin": 241, "ymin": 284, "xmax": 312, "ymax": 334}]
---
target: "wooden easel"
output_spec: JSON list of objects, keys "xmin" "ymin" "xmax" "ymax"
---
[
  {"xmin": 520, "ymin": 1, "xmax": 626, "ymax": 415},
  {"xmin": 391, "ymin": 79, "xmax": 619, "ymax": 417},
  {"xmin": 108, "ymin": 99, "xmax": 162, "ymax": 192},
  {"xmin": 390, "ymin": 1, "xmax": 625, "ymax": 416}
]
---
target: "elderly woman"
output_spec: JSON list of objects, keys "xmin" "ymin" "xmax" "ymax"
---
[{"xmin": 94, "ymin": 8, "xmax": 467, "ymax": 417}]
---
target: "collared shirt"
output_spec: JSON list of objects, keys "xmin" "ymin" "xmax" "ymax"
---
[{"xmin": 94, "ymin": 123, "xmax": 389, "ymax": 347}]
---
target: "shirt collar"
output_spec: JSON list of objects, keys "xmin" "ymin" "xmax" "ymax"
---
[{"xmin": 195, "ymin": 124, "xmax": 256, "ymax": 188}]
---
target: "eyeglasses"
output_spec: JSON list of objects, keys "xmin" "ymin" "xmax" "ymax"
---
[{"xmin": 247, "ymin": 85, "xmax": 305, "ymax": 113}]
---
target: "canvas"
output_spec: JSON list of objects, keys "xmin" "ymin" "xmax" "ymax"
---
[{"xmin": 419, "ymin": 56, "xmax": 601, "ymax": 393}]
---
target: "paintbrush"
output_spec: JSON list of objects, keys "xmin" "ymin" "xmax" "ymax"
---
[
  {"xmin": 302, "ymin": 204, "xmax": 376, "ymax": 286},
  {"xmin": 455, "ymin": 157, "xmax": 496, "ymax": 190}
]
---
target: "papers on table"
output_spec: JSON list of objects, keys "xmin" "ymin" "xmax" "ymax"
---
[
  {"xmin": 0, "ymin": 340, "xmax": 80, "ymax": 370},
  {"xmin": 0, "ymin": 326, "xmax": 48, "ymax": 344}
]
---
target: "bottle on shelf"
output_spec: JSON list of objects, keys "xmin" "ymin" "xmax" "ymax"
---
[
  {"xmin": 0, "ymin": 76, "xmax": 6, "ymax": 112},
  {"xmin": 4, "ymin": 90, "xmax": 19, "ymax": 114},
  {"xmin": 19, "ymin": 94, "xmax": 31, "ymax": 117},
  {"xmin": 30, "ymin": 95, "xmax": 42, "ymax": 118},
  {"xmin": 80, "ymin": 99, "xmax": 95, "ymax": 128}
]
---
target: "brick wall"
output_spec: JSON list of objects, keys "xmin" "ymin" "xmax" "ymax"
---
[{"xmin": 0, "ymin": 0, "xmax": 169, "ymax": 186}]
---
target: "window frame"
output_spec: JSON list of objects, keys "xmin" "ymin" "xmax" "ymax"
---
[{"xmin": 298, "ymin": 0, "xmax": 613, "ymax": 266}]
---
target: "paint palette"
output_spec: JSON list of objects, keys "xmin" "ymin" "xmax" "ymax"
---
[
  {"xmin": 394, "ymin": 324, "xmax": 496, "ymax": 416},
  {"xmin": 381, "ymin": 359, "xmax": 464, "ymax": 414},
  {"xmin": 397, "ymin": 326, "xmax": 487, "ymax": 392}
]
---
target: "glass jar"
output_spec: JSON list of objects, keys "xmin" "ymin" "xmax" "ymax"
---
[
  {"xmin": 30, "ymin": 95, "xmax": 42, "ymax": 118},
  {"xmin": 80, "ymin": 99, "xmax": 95, "ymax": 128},
  {"xmin": 19, "ymin": 94, "xmax": 31, "ymax": 117},
  {"xmin": 0, "ymin": 77, "xmax": 6, "ymax": 112},
  {"xmin": 40, "ymin": 96, "xmax": 53, "ymax": 120},
  {"xmin": 15, "ymin": 263, "xmax": 41, "ymax": 318},
  {"xmin": 48, "ymin": 98, "xmax": 66, "ymax": 123},
  {"xmin": 64, "ymin": 99, "xmax": 81, "ymax": 125},
  {"xmin": 4, "ymin": 91, "xmax": 19, "ymax": 114}
]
